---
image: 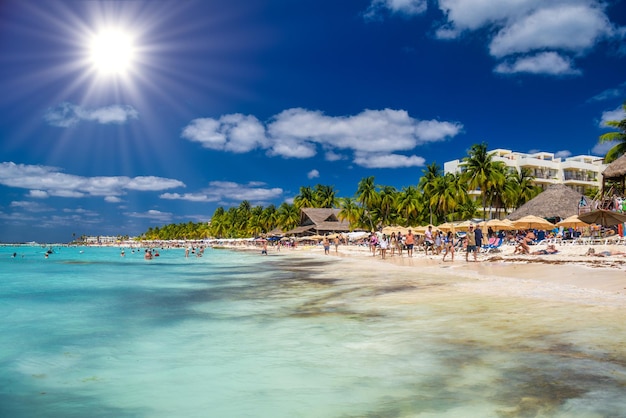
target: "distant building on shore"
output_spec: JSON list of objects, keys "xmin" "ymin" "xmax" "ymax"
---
[{"xmin": 444, "ymin": 148, "xmax": 606, "ymax": 195}]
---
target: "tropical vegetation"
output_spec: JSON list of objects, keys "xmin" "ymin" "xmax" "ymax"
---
[
  {"xmin": 598, "ymin": 100, "xmax": 626, "ymax": 163},
  {"xmin": 138, "ymin": 143, "xmax": 545, "ymax": 240}
]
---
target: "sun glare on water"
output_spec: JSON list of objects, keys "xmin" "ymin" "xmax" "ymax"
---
[{"xmin": 89, "ymin": 29, "xmax": 135, "ymax": 75}]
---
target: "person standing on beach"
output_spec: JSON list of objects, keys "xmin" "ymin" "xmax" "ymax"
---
[
  {"xmin": 389, "ymin": 232, "xmax": 397, "ymax": 257},
  {"xmin": 465, "ymin": 225, "xmax": 478, "ymax": 262},
  {"xmin": 442, "ymin": 231, "xmax": 455, "ymax": 262},
  {"xmin": 396, "ymin": 232, "xmax": 403, "ymax": 257},
  {"xmin": 405, "ymin": 229, "xmax": 415, "ymax": 257},
  {"xmin": 379, "ymin": 234, "xmax": 389, "ymax": 259},
  {"xmin": 424, "ymin": 226, "xmax": 434, "ymax": 256},
  {"xmin": 369, "ymin": 233, "xmax": 378, "ymax": 256},
  {"xmin": 474, "ymin": 225, "xmax": 484, "ymax": 250},
  {"xmin": 334, "ymin": 236, "xmax": 340, "ymax": 254},
  {"xmin": 323, "ymin": 237, "xmax": 330, "ymax": 255}
]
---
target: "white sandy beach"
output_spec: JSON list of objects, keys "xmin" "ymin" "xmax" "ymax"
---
[{"xmin": 224, "ymin": 240, "xmax": 626, "ymax": 307}]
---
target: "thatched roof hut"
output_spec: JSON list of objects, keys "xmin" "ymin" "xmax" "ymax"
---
[
  {"xmin": 285, "ymin": 208, "xmax": 352, "ymax": 236},
  {"xmin": 601, "ymin": 154, "xmax": 626, "ymax": 194},
  {"xmin": 507, "ymin": 184, "xmax": 584, "ymax": 221}
]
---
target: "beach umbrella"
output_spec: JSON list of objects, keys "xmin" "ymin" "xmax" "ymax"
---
[
  {"xmin": 480, "ymin": 219, "xmax": 516, "ymax": 230},
  {"xmin": 556, "ymin": 215, "xmax": 590, "ymax": 229},
  {"xmin": 437, "ymin": 222, "xmax": 456, "ymax": 232},
  {"xmin": 512, "ymin": 215, "xmax": 555, "ymax": 230},
  {"xmin": 578, "ymin": 209, "xmax": 626, "ymax": 227},
  {"xmin": 454, "ymin": 220, "xmax": 474, "ymax": 231},
  {"xmin": 382, "ymin": 225, "xmax": 408, "ymax": 235}
]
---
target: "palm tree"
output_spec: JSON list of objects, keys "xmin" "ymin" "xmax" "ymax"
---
[
  {"xmin": 314, "ymin": 184, "xmax": 337, "ymax": 208},
  {"xmin": 396, "ymin": 185, "xmax": 423, "ymax": 226},
  {"xmin": 599, "ymin": 100, "xmax": 626, "ymax": 163},
  {"xmin": 277, "ymin": 202, "xmax": 300, "ymax": 232},
  {"xmin": 293, "ymin": 186, "xmax": 317, "ymax": 209},
  {"xmin": 418, "ymin": 162, "xmax": 441, "ymax": 224},
  {"xmin": 461, "ymin": 143, "xmax": 506, "ymax": 219},
  {"xmin": 378, "ymin": 185, "xmax": 398, "ymax": 227},
  {"xmin": 430, "ymin": 173, "xmax": 463, "ymax": 222},
  {"xmin": 337, "ymin": 197, "xmax": 363, "ymax": 230},
  {"xmin": 356, "ymin": 176, "xmax": 379, "ymax": 230}
]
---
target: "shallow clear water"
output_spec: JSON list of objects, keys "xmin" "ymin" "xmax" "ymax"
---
[{"xmin": 1, "ymin": 245, "xmax": 625, "ymax": 417}]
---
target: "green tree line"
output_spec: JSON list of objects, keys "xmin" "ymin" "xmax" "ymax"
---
[{"xmin": 139, "ymin": 142, "xmax": 547, "ymax": 240}]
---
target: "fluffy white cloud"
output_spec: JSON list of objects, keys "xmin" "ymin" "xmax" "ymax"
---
[
  {"xmin": 599, "ymin": 106, "xmax": 626, "ymax": 128},
  {"xmin": 181, "ymin": 114, "xmax": 268, "ymax": 153},
  {"xmin": 44, "ymin": 102, "xmax": 139, "ymax": 127},
  {"xmin": 160, "ymin": 181, "xmax": 283, "ymax": 205},
  {"xmin": 488, "ymin": 4, "xmax": 611, "ymax": 58},
  {"xmin": 592, "ymin": 141, "xmax": 615, "ymax": 156},
  {"xmin": 354, "ymin": 153, "xmax": 425, "ymax": 168},
  {"xmin": 494, "ymin": 52, "xmax": 580, "ymax": 75},
  {"xmin": 182, "ymin": 108, "xmax": 462, "ymax": 169},
  {"xmin": 10, "ymin": 201, "xmax": 51, "ymax": 212},
  {"xmin": 0, "ymin": 162, "xmax": 184, "ymax": 199},
  {"xmin": 307, "ymin": 169, "xmax": 320, "ymax": 179},
  {"xmin": 431, "ymin": 0, "xmax": 622, "ymax": 76}
]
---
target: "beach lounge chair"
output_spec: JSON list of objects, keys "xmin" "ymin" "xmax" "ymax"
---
[{"xmin": 482, "ymin": 237, "xmax": 503, "ymax": 253}]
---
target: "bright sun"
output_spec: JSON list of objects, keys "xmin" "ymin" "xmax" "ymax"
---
[{"xmin": 89, "ymin": 29, "xmax": 135, "ymax": 75}]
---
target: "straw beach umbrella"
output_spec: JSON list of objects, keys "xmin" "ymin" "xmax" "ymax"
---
[
  {"xmin": 437, "ymin": 222, "xmax": 456, "ymax": 232},
  {"xmin": 455, "ymin": 220, "xmax": 474, "ymax": 231},
  {"xmin": 512, "ymin": 215, "xmax": 555, "ymax": 230},
  {"xmin": 556, "ymin": 215, "xmax": 589, "ymax": 229},
  {"xmin": 578, "ymin": 209, "xmax": 626, "ymax": 227},
  {"xmin": 481, "ymin": 218, "xmax": 516, "ymax": 230}
]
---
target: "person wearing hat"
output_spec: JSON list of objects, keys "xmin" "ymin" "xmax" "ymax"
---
[{"xmin": 465, "ymin": 224, "xmax": 479, "ymax": 262}]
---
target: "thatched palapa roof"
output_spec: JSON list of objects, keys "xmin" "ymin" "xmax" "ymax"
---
[
  {"xmin": 602, "ymin": 154, "xmax": 626, "ymax": 180},
  {"xmin": 507, "ymin": 184, "xmax": 584, "ymax": 221}
]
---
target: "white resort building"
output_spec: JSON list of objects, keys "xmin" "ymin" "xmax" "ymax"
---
[
  {"xmin": 444, "ymin": 148, "xmax": 607, "ymax": 217},
  {"xmin": 444, "ymin": 148, "xmax": 606, "ymax": 195}
]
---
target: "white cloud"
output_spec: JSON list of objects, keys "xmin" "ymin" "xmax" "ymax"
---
[
  {"xmin": 599, "ymin": 106, "xmax": 626, "ymax": 128},
  {"xmin": 592, "ymin": 141, "xmax": 615, "ymax": 156},
  {"xmin": 554, "ymin": 150, "xmax": 572, "ymax": 158},
  {"xmin": 588, "ymin": 82, "xmax": 626, "ymax": 102},
  {"xmin": 0, "ymin": 162, "xmax": 184, "ymax": 198},
  {"xmin": 488, "ymin": 4, "xmax": 611, "ymax": 58},
  {"xmin": 181, "ymin": 114, "xmax": 268, "ymax": 153},
  {"xmin": 182, "ymin": 108, "xmax": 462, "ymax": 169},
  {"xmin": 28, "ymin": 190, "xmax": 49, "ymax": 198},
  {"xmin": 307, "ymin": 169, "xmax": 320, "ymax": 179},
  {"xmin": 10, "ymin": 201, "xmax": 51, "ymax": 212},
  {"xmin": 494, "ymin": 52, "xmax": 580, "ymax": 75},
  {"xmin": 353, "ymin": 153, "xmax": 425, "ymax": 168},
  {"xmin": 434, "ymin": 0, "xmax": 621, "ymax": 76},
  {"xmin": 160, "ymin": 181, "xmax": 283, "ymax": 205},
  {"xmin": 126, "ymin": 210, "xmax": 173, "ymax": 222},
  {"xmin": 44, "ymin": 102, "xmax": 138, "ymax": 127},
  {"xmin": 364, "ymin": 0, "xmax": 427, "ymax": 20}
]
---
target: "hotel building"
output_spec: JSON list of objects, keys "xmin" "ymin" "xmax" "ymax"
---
[{"xmin": 444, "ymin": 149, "xmax": 606, "ymax": 216}]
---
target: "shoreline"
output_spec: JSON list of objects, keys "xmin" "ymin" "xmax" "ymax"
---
[{"xmin": 218, "ymin": 241, "xmax": 626, "ymax": 302}]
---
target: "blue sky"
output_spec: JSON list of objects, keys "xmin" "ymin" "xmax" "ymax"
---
[{"xmin": 1, "ymin": 0, "xmax": 626, "ymax": 243}]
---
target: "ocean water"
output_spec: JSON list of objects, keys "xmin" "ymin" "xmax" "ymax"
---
[{"xmin": 1, "ymin": 245, "xmax": 625, "ymax": 418}]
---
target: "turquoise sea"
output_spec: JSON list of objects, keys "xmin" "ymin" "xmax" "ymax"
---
[{"xmin": 1, "ymin": 245, "xmax": 626, "ymax": 418}]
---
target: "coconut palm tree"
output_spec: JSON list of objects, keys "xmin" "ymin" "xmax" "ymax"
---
[
  {"xmin": 294, "ymin": 186, "xmax": 316, "ymax": 209},
  {"xmin": 598, "ymin": 100, "xmax": 626, "ymax": 163},
  {"xmin": 314, "ymin": 184, "xmax": 337, "ymax": 208},
  {"xmin": 461, "ymin": 143, "xmax": 506, "ymax": 219},
  {"xmin": 277, "ymin": 202, "xmax": 300, "ymax": 232},
  {"xmin": 356, "ymin": 176, "xmax": 380, "ymax": 231},
  {"xmin": 418, "ymin": 162, "xmax": 442, "ymax": 224},
  {"xmin": 377, "ymin": 185, "xmax": 398, "ymax": 227},
  {"xmin": 396, "ymin": 185, "xmax": 423, "ymax": 226},
  {"xmin": 337, "ymin": 197, "xmax": 364, "ymax": 230}
]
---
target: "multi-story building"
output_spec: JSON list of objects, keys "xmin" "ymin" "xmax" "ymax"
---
[
  {"xmin": 443, "ymin": 149, "xmax": 606, "ymax": 218},
  {"xmin": 444, "ymin": 148, "xmax": 606, "ymax": 195}
]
